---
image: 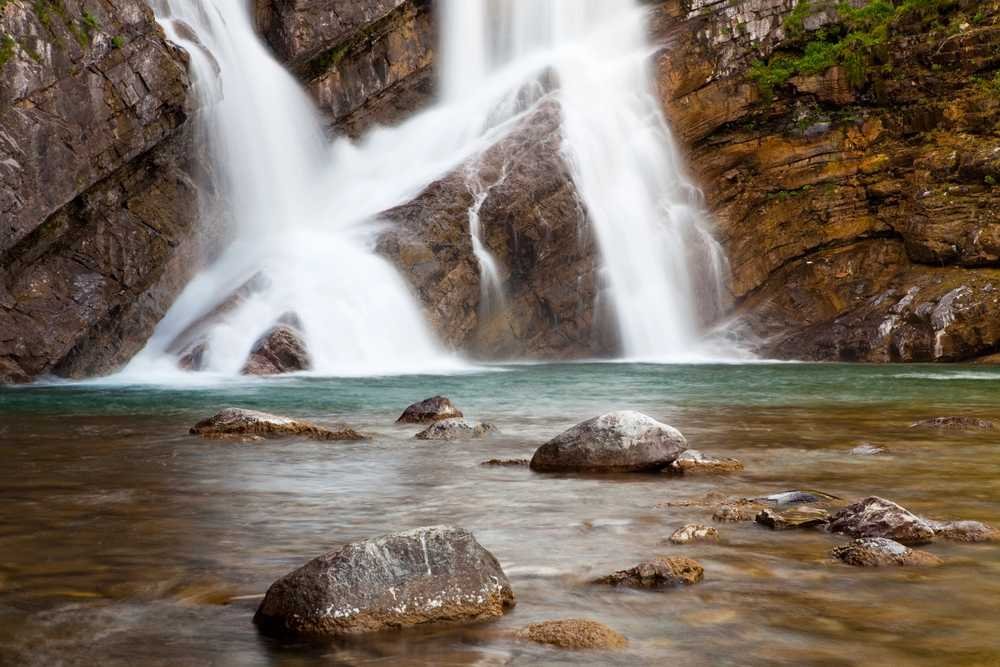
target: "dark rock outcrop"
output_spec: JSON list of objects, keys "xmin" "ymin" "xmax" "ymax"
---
[
  {"xmin": 241, "ymin": 324, "xmax": 311, "ymax": 375},
  {"xmin": 253, "ymin": 525, "xmax": 515, "ymax": 638},
  {"xmin": 414, "ymin": 418, "xmax": 497, "ymax": 441},
  {"xmin": 515, "ymin": 619, "xmax": 627, "ymax": 650},
  {"xmin": 396, "ymin": 395, "xmax": 463, "ymax": 424},
  {"xmin": 594, "ymin": 556, "xmax": 704, "ymax": 589},
  {"xmin": 0, "ymin": 0, "xmax": 208, "ymax": 383},
  {"xmin": 190, "ymin": 408, "xmax": 365, "ymax": 441},
  {"xmin": 530, "ymin": 411, "xmax": 687, "ymax": 473},
  {"xmin": 831, "ymin": 537, "xmax": 942, "ymax": 567}
]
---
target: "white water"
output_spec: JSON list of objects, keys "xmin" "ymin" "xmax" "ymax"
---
[{"xmin": 122, "ymin": 0, "xmax": 736, "ymax": 380}]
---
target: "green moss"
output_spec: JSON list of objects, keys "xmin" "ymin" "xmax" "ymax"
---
[
  {"xmin": 111, "ymin": 34, "xmax": 123, "ymax": 49},
  {"xmin": 0, "ymin": 33, "xmax": 15, "ymax": 68},
  {"xmin": 986, "ymin": 175, "xmax": 997, "ymax": 187},
  {"xmin": 20, "ymin": 38, "xmax": 42, "ymax": 62}
]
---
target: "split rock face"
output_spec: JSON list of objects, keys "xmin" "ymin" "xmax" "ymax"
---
[{"xmin": 253, "ymin": 526, "xmax": 515, "ymax": 638}]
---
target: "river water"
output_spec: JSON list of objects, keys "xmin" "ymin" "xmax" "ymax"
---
[{"xmin": 0, "ymin": 363, "xmax": 998, "ymax": 665}]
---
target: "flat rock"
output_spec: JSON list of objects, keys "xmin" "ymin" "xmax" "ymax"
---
[
  {"xmin": 668, "ymin": 450, "xmax": 744, "ymax": 474},
  {"xmin": 190, "ymin": 408, "xmax": 365, "ymax": 441},
  {"xmin": 253, "ymin": 526, "xmax": 515, "ymax": 638},
  {"xmin": 397, "ymin": 396, "xmax": 464, "ymax": 424},
  {"xmin": 594, "ymin": 556, "xmax": 704, "ymax": 588},
  {"xmin": 909, "ymin": 416, "xmax": 996, "ymax": 431},
  {"xmin": 828, "ymin": 496, "xmax": 937, "ymax": 545},
  {"xmin": 758, "ymin": 490, "xmax": 840, "ymax": 506},
  {"xmin": 930, "ymin": 520, "xmax": 1000, "ymax": 543},
  {"xmin": 480, "ymin": 458, "xmax": 530, "ymax": 467},
  {"xmin": 755, "ymin": 507, "xmax": 831, "ymax": 530},
  {"xmin": 515, "ymin": 619, "xmax": 627, "ymax": 650},
  {"xmin": 831, "ymin": 538, "xmax": 943, "ymax": 567},
  {"xmin": 530, "ymin": 411, "xmax": 687, "ymax": 473},
  {"xmin": 668, "ymin": 524, "xmax": 720, "ymax": 545},
  {"xmin": 415, "ymin": 418, "xmax": 497, "ymax": 441}
]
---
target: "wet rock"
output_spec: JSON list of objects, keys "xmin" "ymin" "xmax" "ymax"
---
[
  {"xmin": 668, "ymin": 524, "xmax": 720, "ymax": 545},
  {"xmin": 712, "ymin": 500, "xmax": 767, "ymax": 523},
  {"xmin": 241, "ymin": 325, "xmax": 310, "ymax": 375},
  {"xmin": 668, "ymin": 450, "xmax": 744, "ymax": 474},
  {"xmin": 515, "ymin": 619, "xmax": 627, "ymax": 650},
  {"xmin": 480, "ymin": 458, "xmax": 529, "ymax": 467},
  {"xmin": 253, "ymin": 526, "xmax": 515, "ymax": 638},
  {"xmin": 755, "ymin": 507, "xmax": 830, "ymax": 530},
  {"xmin": 530, "ymin": 411, "xmax": 686, "ymax": 473},
  {"xmin": 594, "ymin": 557, "xmax": 704, "ymax": 589},
  {"xmin": 828, "ymin": 497, "xmax": 937, "ymax": 545},
  {"xmin": 758, "ymin": 490, "xmax": 840, "ymax": 506},
  {"xmin": 415, "ymin": 418, "xmax": 497, "ymax": 441},
  {"xmin": 909, "ymin": 416, "xmax": 996, "ymax": 431},
  {"xmin": 831, "ymin": 538, "xmax": 943, "ymax": 567},
  {"xmin": 851, "ymin": 443, "xmax": 886, "ymax": 456},
  {"xmin": 930, "ymin": 520, "xmax": 1000, "ymax": 543},
  {"xmin": 396, "ymin": 396, "xmax": 464, "ymax": 424},
  {"xmin": 190, "ymin": 408, "xmax": 365, "ymax": 441}
]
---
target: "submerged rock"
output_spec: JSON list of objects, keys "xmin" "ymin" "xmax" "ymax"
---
[
  {"xmin": 831, "ymin": 538, "xmax": 943, "ymax": 567},
  {"xmin": 758, "ymin": 490, "xmax": 840, "ymax": 506},
  {"xmin": 480, "ymin": 458, "xmax": 530, "ymax": 467},
  {"xmin": 755, "ymin": 507, "xmax": 830, "ymax": 530},
  {"xmin": 712, "ymin": 500, "xmax": 767, "ymax": 523},
  {"xmin": 668, "ymin": 450, "xmax": 744, "ymax": 474},
  {"xmin": 668, "ymin": 524, "xmax": 720, "ymax": 545},
  {"xmin": 930, "ymin": 520, "xmax": 1000, "ymax": 543},
  {"xmin": 190, "ymin": 408, "xmax": 365, "ymax": 441},
  {"xmin": 415, "ymin": 418, "xmax": 497, "ymax": 441},
  {"xmin": 397, "ymin": 396, "xmax": 464, "ymax": 424},
  {"xmin": 909, "ymin": 416, "xmax": 996, "ymax": 431},
  {"xmin": 594, "ymin": 557, "xmax": 704, "ymax": 589},
  {"xmin": 253, "ymin": 526, "xmax": 515, "ymax": 638},
  {"xmin": 850, "ymin": 442, "xmax": 886, "ymax": 456},
  {"xmin": 241, "ymin": 324, "xmax": 310, "ymax": 375},
  {"xmin": 530, "ymin": 411, "xmax": 687, "ymax": 473},
  {"xmin": 515, "ymin": 619, "xmax": 627, "ymax": 650},
  {"xmin": 828, "ymin": 496, "xmax": 936, "ymax": 545}
]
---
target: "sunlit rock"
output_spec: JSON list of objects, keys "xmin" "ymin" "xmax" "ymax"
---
[
  {"xmin": 828, "ymin": 496, "xmax": 937, "ymax": 545},
  {"xmin": 253, "ymin": 526, "xmax": 515, "ymax": 638},
  {"xmin": 190, "ymin": 408, "xmax": 365, "ymax": 441},
  {"xmin": 667, "ymin": 524, "xmax": 720, "ymax": 545},
  {"xmin": 831, "ymin": 538, "xmax": 942, "ymax": 567},
  {"xmin": 515, "ymin": 619, "xmax": 627, "ymax": 650}
]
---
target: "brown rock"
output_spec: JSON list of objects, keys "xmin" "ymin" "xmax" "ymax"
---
[
  {"xmin": 594, "ymin": 556, "xmax": 704, "ymax": 589},
  {"xmin": 931, "ymin": 520, "xmax": 1000, "ymax": 543},
  {"xmin": 755, "ymin": 507, "xmax": 831, "ymax": 530},
  {"xmin": 668, "ymin": 524, "xmax": 720, "ymax": 545},
  {"xmin": 668, "ymin": 450, "xmax": 744, "ymax": 474},
  {"xmin": 253, "ymin": 526, "xmax": 515, "ymax": 638},
  {"xmin": 530, "ymin": 411, "xmax": 687, "ymax": 473},
  {"xmin": 712, "ymin": 500, "xmax": 767, "ymax": 523},
  {"xmin": 191, "ymin": 408, "xmax": 365, "ymax": 441},
  {"xmin": 415, "ymin": 418, "xmax": 497, "ymax": 441},
  {"xmin": 396, "ymin": 396, "xmax": 463, "ymax": 424},
  {"xmin": 909, "ymin": 417, "xmax": 996, "ymax": 431},
  {"xmin": 831, "ymin": 538, "xmax": 943, "ymax": 567},
  {"xmin": 515, "ymin": 619, "xmax": 627, "ymax": 650},
  {"xmin": 828, "ymin": 497, "xmax": 937, "ymax": 545},
  {"xmin": 240, "ymin": 325, "xmax": 311, "ymax": 375}
]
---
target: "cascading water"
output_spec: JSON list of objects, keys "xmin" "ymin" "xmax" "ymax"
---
[{"xmin": 123, "ymin": 0, "xmax": 737, "ymax": 380}]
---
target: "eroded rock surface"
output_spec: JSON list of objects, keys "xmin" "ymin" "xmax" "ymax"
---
[
  {"xmin": 530, "ymin": 411, "xmax": 687, "ymax": 473},
  {"xmin": 594, "ymin": 556, "xmax": 704, "ymax": 589},
  {"xmin": 828, "ymin": 497, "xmax": 937, "ymax": 545},
  {"xmin": 831, "ymin": 538, "xmax": 943, "ymax": 567},
  {"xmin": 253, "ymin": 525, "xmax": 515, "ymax": 637},
  {"xmin": 515, "ymin": 619, "xmax": 627, "ymax": 650},
  {"xmin": 397, "ymin": 396, "xmax": 463, "ymax": 424},
  {"xmin": 191, "ymin": 408, "xmax": 365, "ymax": 441}
]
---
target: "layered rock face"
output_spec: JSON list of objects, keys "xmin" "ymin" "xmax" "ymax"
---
[
  {"xmin": 651, "ymin": 0, "xmax": 1000, "ymax": 361},
  {"xmin": 0, "ymin": 0, "xmax": 205, "ymax": 382}
]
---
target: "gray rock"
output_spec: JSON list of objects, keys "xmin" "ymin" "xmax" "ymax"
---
[
  {"xmin": 828, "ymin": 496, "xmax": 937, "ymax": 545},
  {"xmin": 758, "ymin": 490, "xmax": 840, "ymax": 506},
  {"xmin": 253, "ymin": 526, "xmax": 515, "ymax": 637},
  {"xmin": 415, "ymin": 418, "xmax": 497, "ymax": 441},
  {"xmin": 930, "ymin": 520, "xmax": 999, "ymax": 543},
  {"xmin": 530, "ymin": 411, "xmax": 687, "ymax": 473},
  {"xmin": 397, "ymin": 396, "xmax": 464, "ymax": 424},
  {"xmin": 831, "ymin": 537, "xmax": 942, "ymax": 567}
]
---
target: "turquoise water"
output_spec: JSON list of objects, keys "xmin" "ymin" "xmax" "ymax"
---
[{"xmin": 1, "ymin": 363, "xmax": 999, "ymax": 665}]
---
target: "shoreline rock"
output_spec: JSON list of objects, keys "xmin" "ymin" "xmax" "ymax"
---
[
  {"xmin": 831, "ymin": 538, "xmax": 943, "ymax": 567},
  {"xmin": 254, "ymin": 526, "xmax": 515, "ymax": 638},
  {"xmin": 396, "ymin": 396, "xmax": 463, "ymax": 424},
  {"xmin": 594, "ymin": 557, "xmax": 704, "ymax": 589},
  {"xmin": 190, "ymin": 408, "xmax": 365, "ymax": 441},
  {"xmin": 530, "ymin": 411, "xmax": 687, "ymax": 473},
  {"xmin": 515, "ymin": 619, "xmax": 627, "ymax": 650}
]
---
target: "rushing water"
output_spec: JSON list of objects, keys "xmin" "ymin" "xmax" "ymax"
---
[{"xmin": 1, "ymin": 363, "xmax": 999, "ymax": 665}]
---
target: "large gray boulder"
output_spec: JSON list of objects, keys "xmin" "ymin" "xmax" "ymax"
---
[
  {"xmin": 530, "ymin": 411, "xmax": 686, "ymax": 473},
  {"xmin": 253, "ymin": 526, "xmax": 515, "ymax": 638}
]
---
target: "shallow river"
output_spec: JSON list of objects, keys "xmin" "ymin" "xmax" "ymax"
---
[{"xmin": 0, "ymin": 363, "xmax": 998, "ymax": 666}]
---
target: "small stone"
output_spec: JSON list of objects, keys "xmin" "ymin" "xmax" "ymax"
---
[
  {"xmin": 515, "ymin": 619, "xmax": 627, "ymax": 650},
  {"xmin": 668, "ymin": 450, "xmax": 744, "ymax": 474},
  {"xmin": 828, "ymin": 496, "xmax": 936, "ymax": 545},
  {"xmin": 850, "ymin": 442, "xmax": 886, "ymax": 456},
  {"xmin": 831, "ymin": 538, "xmax": 943, "ymax": 567},
  {"xmin": 415, "ymin": 418, "xmax": 497, "ymax": 440},
  {"xmin": 668, "ymin": 524, "xmax": 720, "ymax": 544},
  {"xmin": 712, "ymin": 501, "xmax": 766, "ymax": 523},
  {"xmin": 190, "ymin": 408, "xmax": 365, "ymax": 441},
  {"xmin": 909, "ymin": 416, "xmax": 995, "ymax": 431},
  {"xmin": 480, "ymin": 458, "xmax": 530, "ymax": 467},
  {"xmin": 396, "ymin": 396, "xmax": 463, "ymax": 424},
  {"xmin": 755, "ymin": 507, "xmax": 830, "ymax": 530},
  {"xmin": 931, "ymin": 520, "xmax": 1000, "ymax": 543},
  {"xmin": 594, "ymin": 556, "xmax": 704, "ymax": 588}
]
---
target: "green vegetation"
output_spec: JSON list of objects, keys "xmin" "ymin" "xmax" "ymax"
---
[
  {"xmin": 112, "ymin": 34, "xmax": 123, "ymax": 49},
  {"xmin": 986, "ymin": 175, "xmax": 997, "ymax": 187},
  {"xmin": 749, "ymin": 0, "xmax": 959, "ymax": 99},
  {"xmin": 0, "ymin": 33, "xmax": 15, "ymax": 68}
]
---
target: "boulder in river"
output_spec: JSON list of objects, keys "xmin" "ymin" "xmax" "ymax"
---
[
  {"xmin": 396, "ymin": 396, "xmax": 464, "ymax": 424},
  {"xmin": 831, "ymin": 538, "xmax": 943, "ymax": 567},
  {"xmin": 755, "ymin": 507, "xmax": 831, "ymax": 530},
  {"xmin": 415, "ymin": 418, "xmax": 497, "ymax": 441},
  {"xmin": 190, "ymin": 408, "xmax": 365, "ymax": 441},
  {"xmin": 530, "ymin": 411, "xmax": 687, "ymax": 473},
  {"xmin": 594, "ymin": 556, "xmax": 703, "ymax": 588},
  {"xmin": 253, "ymin": 526, "xmax": 515, "ymax": 638},
  {"xmin": 668, "ymin": 449, "xmax": 744, "ymax": 474},
  {"xmin": 909, "ymin": 416, "xmax": 996, "ymax": 431},
  {"xmin": 241, "ymin": 324, "xmax": 310, "ymax": 375},
  {"xmin": 668, "ymin": 524, "xmax": 720, "ymax": 545},
  {"xmin": 515, "ymin": 619, "xmax": 627, "ymax": 650},
  {"xmin": 930, "ymin": 520, "xmax": 1000, "ymax": 543},
  {"xmin": 712, "ymin": 500, "xmax": 767, "ymax": 523},
  {"xmin": 828, "ymin": 496, "xmax": 936, "ymax": 545}
]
